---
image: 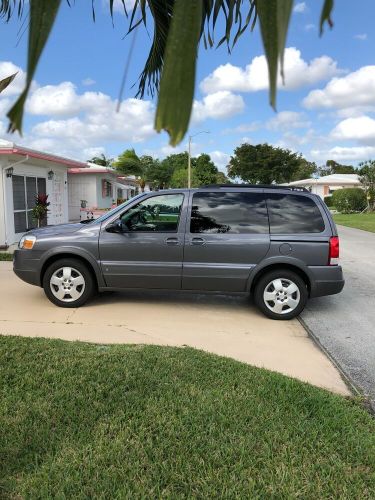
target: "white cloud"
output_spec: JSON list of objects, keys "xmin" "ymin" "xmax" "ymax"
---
[
  {"xmin": 304, "ymin": 24, "xmax": 315, "ymax": 31},
  {"xmin": 311, "ymin": 146, "xmax": 375, "ymax": 162},
  {"xmin": 354, "ymin": 33, "xmax": 367, "ymax": 40},
  {"xmin": 331, "ymin": 116, "xmax": 375, "ymax": 145},
  {"xmin": 0, "ymin": 97, "xmax": 11, "ymax": 115},
  {"xmin": 222, "ymin": 122, "xmax": 260, "ymax": 135},
  {"xmin": 303, "ymin": 66, "xmax": 375, "ymax": 112},
  {"xmin": 0, "ymin": 61, "xmax": 26, "ymax": 96},
  {"xmin": 82, "ymin": 78, "xmax": 96, "ymax": 86},
  {"xmin": 26, "ymin": 81, "xmax": 113, "ymax": 117},
  {"xmin": 209, "ymin": 150, "xmax": 230, "ymax": 172},
  {"xmin": 192, "ymin": 91, "xmax": 245, "ymax": 122},
  {"xmin": 200, "ymin": 48, "xmax": 340, "ymax": 94},
  {"xmin": 32, "ymin": 97, "xmax": 155, "ymax": 144},
  {"xmin": 294, "ymin": 2, "xmax": 306, "ymax": 13},
  {"xmin": 267, "ymin": 111, "xmax": 311, "ymax": 131}
]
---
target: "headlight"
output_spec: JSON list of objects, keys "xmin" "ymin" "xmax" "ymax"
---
[{"xmin": 19, "ymin": 235, "xmax": 36, "ymax": 249}]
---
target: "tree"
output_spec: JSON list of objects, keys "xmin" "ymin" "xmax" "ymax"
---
[
  {"xmin": 161, "ymin": 152, "xmax": 194, "ymax": 173},
  {"xmin": 144, "ymin": 157, "xmax": 174, "ymax": 189},
  {"xmin": 227, "ymin": 143, "xmax": 303, "ymax": 184},
  {"xmin": 318, "ymin": 160, "xmax": 356, "ymax": 177},
  {"xmin": 194, "ymin": 154, "xmax": 218, "ymax": 186},
  {"xmin": 215, "ymin": 171, "xmax": 230, "ymax": 184},
  {"xmin": 1, "ymin": 0, "xmax": 335, "ymax": 146},
  {"xmin": 114, "ymin": 149, "xmax": 147, "ymax": 192},
  {"xmin": 359, "ymin": 160, "xmax": 375, "ymax": 212},
  {"xmin": 291, "ymin": 159, "xmax": 317, "ymax": 181},
  {"xmin": 87, "ymin": 154, "xmax": 113, "ymax": 167}
]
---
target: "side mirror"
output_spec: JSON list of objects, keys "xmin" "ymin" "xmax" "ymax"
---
[{"xmin": 106, "ymin": 219, "xmax": 128, "ymax": 233}]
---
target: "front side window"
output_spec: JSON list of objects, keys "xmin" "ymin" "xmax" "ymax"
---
[
  {"xmin": 267, "ymin": 193, "xmax": 325, "ymax": 234},
  {"xmin": 190, "ymin": 192, "xmax": 268, "ymax": 234},
  {"xmin": 120, "ymin": 194, "xmax": 184, "ymax": 232}
]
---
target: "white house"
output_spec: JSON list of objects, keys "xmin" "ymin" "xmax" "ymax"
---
[
  {"xmin": 285, "ymin": 174, "xmax": 361, "ymax": 200},
  {"xmin": 67, "ymin": 165, "xmax": 139, "ymax": 221},
  {"xmin": 0, "ymin": 141, "xmax": 87, "ymax": 249}
]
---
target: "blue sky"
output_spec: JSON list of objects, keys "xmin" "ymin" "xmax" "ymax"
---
[{"xmin": 1, "ymin": 0, "xmax": 375, "ymax": 171}]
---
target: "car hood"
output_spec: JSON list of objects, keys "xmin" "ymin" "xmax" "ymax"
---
[{"xmin": 27, "ymin": 222, "xmax": 88, "ymax": 237}]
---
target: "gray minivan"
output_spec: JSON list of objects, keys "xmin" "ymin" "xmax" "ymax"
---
[{"xmin": 13, "ymin": 185, "xmax": 344, "ymax": 320}]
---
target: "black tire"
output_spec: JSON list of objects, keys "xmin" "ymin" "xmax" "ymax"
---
[
  {"xmin": 42, "ymin": 258, "xmax": 96, "ymax": 308},
  {"xmin": 253, "ymin": 269, "xmax": 308, "ymax": 320}
]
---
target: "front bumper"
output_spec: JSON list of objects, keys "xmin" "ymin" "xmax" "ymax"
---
[
  {"xmin": 309, "ymin": 265, "xmax": 345, "ymax": 298},
  {"xmin": 13, "ymin": 249, "xmax": 41, "ymax": 286}
]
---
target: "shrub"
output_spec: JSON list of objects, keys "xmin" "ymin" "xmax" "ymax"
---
[
  {"xmin": 324, "ymin": 195, "xmax": 333, "ymax": 207},
  {"xmin": 332, "ymin": 188, "xmax": 367, "ymax": 214}
]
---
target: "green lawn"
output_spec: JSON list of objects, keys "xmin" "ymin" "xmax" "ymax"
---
[
  {"xmin": 1, "ymin": 337, "xmax": 374, "ymax": 498},
  {"xmin": 334, "ymin": 212, "xmax": 375, "ymax": 233},
  {"xmin": 0, "ymin": 252, "xmax": 13, "ymax": 261}
]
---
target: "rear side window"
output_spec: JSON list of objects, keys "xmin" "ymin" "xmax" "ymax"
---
[
  {"xmin": 190, "ymin": 192, "xmax": 268, "ymax": 234},
  {"xmin": 267, "ymin": 193, "xmax": 325, "ymax": 234}
]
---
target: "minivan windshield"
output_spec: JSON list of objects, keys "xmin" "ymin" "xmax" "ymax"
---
[{"xmin": 87, "ymin": 193, "xmax": 145, "ymax": 225}]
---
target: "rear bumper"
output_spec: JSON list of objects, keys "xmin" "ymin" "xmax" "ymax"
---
[
  {"xmin": 13, "ymin": 250, "xmax": 41, "ymax": 286},
  {"xmin": 309, "ymin": 265, "xmax": 344, "ymax": 298}
]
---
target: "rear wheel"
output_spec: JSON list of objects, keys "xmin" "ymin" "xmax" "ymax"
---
[
  {"xmin": 254, "ymin": 269, "xmax": 308, "ymax": 320},
  {"xmin": 42, "ymin": 258, "xmax": 95, "ymax": 308}
]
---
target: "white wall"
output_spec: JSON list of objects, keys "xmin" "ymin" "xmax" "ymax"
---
[
  {"xmin": 0, "ymin": 159, "xmax": 8, "ymax": 248},
  {"xmin": 1, "ymin": 158, "xmax": 69, "ymax": 247},
  {"xmin": 68, "ymin": 175, "xmax": 97, "ymax": 221}
]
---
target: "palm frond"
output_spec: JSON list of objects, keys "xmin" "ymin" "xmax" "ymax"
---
[
  {"xmin": 0, "ymin": 0, "xmax": 27, "ymax": 21},
  {"xmin": 133, "ymin": 0, "xmax": 257, "ymax": 99},
  {"xmin": 0, "ymin": 72, "xmax": 17, "ymax": 93}
]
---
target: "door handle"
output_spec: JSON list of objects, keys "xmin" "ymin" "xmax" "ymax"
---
[
  {"xmin": 191, "ymin": 237, "xmax": 205, "ymax": 245},
  {"xmin": 165, "ymin": 237, "xmax": 180, "ymax": 246}
]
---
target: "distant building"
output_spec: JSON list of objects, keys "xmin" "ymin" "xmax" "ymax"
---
[
  {"xmin": 0, "ymin": 141, "xmax": 86, "ymax": 249},
  {"xmin": 67, "ymin": 165, "xmax": 141, "ymax": 221},
  {"xmin": 285, "ymin": 174, "xmax": 361, "ymax": 200}
]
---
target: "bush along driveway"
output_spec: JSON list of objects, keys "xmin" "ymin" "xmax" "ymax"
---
[{"xmin": 1, "ymin": 337, "xmax": 374, "ymax": 498}]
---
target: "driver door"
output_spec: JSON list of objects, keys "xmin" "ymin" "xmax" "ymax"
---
[{"xmin": 99, "ymin": 192, "xmax": 187, "ymax": 289}]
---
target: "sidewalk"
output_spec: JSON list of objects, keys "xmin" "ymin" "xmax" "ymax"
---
[{"xmin": 0, "ymin": 261, "xmax": 350, "ymax": 396}]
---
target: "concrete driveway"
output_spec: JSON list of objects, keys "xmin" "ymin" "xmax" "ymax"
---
[
  {"xmin": 0, "ymin": 261, "xmax": 349, "ymax": 395},
  {"xmin": 302, "ymin": 225, "xmax": 375, "ymax": 408}
]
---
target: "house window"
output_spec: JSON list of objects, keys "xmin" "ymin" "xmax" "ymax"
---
[
  {"xmin": 102, "ymin": 179, "xmax": 112, "ymax": 198},
  {"xmin": 12, "ymin": 175, "xmax": 47, "ymax": 233}
]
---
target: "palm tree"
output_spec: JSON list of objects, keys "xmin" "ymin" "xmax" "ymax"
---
[
  {"xmin": 87, "ymin": 154, "xmax": 113, "ymax": 167},
  {"xmin": 1, "ymin": 0, "xmax": 335, "ymax": 145},
  {"xmin": 359, "ymin": 160, "xmax": 375, "ymax": 212},
  {"xmin": 114, "ymin": 149, "xmax": 148, "ymax": 193}
]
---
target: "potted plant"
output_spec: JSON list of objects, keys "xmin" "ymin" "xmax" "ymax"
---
[{"xmin": 31, "ymin": 194, "xmax": 50, "ymax": 228}]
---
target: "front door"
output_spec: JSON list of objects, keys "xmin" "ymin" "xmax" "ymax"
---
[
  {"xmin": 99, "ymin": 192, "xmax": 187, "ymax": 289},
  {"xmin": 182, "ymin": 190, "xmax": 270, "ymax": 292},
  {"xmin": 12, "ymin": 175, "xmax": 47, "ymax": 234}
]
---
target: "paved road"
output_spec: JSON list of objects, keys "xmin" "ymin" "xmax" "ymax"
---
[{"xmin": 301, "ymin": 225, "xmax": 375, "ymax": 408}]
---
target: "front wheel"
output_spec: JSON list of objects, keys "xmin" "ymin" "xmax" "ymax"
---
[
  {"xmin": 254, "ymin": 269, "xmax": 308, "ymax": 320},
  {"xmin": 42, "ymin": 258, "xmax": 95, "ymax": 308}
]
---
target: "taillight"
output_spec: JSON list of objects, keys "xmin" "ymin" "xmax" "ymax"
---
[{"xmin": 329, "ymin": 236, "xmax": 339, "ymax": 265}]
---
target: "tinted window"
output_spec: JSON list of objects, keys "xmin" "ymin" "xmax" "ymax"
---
[
  {"xmin": 190, "ymin": 192, "xmax": 268, "ymax": 234},
  {"xmin": 120, "ymin": 194, "xmax": 184, "ymax": 232},
  {"xmin": 267, "ymin": 193, "xmax": 325, "ymax": 234}
]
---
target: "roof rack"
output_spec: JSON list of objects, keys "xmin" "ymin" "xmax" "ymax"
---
[{"xmin": 201, "ymin": 184, "xmax": 309, "ymax": 192}]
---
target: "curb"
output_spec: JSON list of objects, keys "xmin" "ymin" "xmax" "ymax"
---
[{"xmin": 298, "ymin": 316, "xmax": 361, "ymax": 398}]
